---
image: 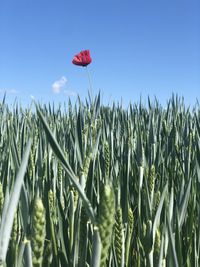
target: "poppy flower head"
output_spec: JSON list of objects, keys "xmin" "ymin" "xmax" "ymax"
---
[{"xmin": 72, "ymin": 50, "xmax": 92, "ymax": 67}]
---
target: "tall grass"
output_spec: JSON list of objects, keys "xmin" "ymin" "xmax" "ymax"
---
[{"xmin": 0, "ymin": 94, "xmax": 199, "ymax": 266}]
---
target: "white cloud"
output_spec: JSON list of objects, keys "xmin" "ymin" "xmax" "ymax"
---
[
  {"xmin": 63, "ymin": 90, "xmax": 77, "ymax": 97},
  {"xmin": 0, "ymin": 88, "xmax": 18, "ymax": 94},
  {"xmin": 52, "ymin": 76, "xmax": 67, "ymax": 94}
]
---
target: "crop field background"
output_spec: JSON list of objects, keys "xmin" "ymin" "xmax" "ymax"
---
[{"xmin": 0, "ymin": 94, "xmax": 199, "ymax": 267}]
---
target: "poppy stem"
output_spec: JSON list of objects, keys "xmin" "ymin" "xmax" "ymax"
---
[{"xmin": 85, "ymin": 66, "xmax": 93, "ymax": 105}]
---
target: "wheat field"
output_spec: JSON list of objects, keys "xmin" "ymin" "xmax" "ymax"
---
[{"xmin": 0, "ymin": 94, "xmax": 199, "ymax": 267}]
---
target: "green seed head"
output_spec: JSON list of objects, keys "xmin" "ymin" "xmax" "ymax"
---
[
  {"xmin": 149, "ymin": 165, "xmax": 155, "ymax": 194},
  {"xmin": 114, "ymin": 207, "xmax": 123, "ymax": 266},
  {"xmin": 72, "ymin": 188, "xmax": 78, "ymax": 210},
  {"xmin": 96, "ymin": 118, "xmax": 102, "ymax": 131},
  {"xmin": 82, "ymin": 123, "xmax": 88, "ymax": 136},
  {"xmin": 11, "ymin": 211, "xmax": 18, "ymax": 243},
  {"xmin": 154, "ymin": 191, "xmax": 161, "ymax": 212},
  {"xmin": 32, "ymin": 198, "xmax": 46, "ymax": 267},
  {"xmin": 48, "ymin": 190, "xmax": 57, "ymax": 223},
  {"xmin": 98, "ymin": 184, "xmax": 115, "ymax": 267},
  {"xmin": 154, "ymin": 229, "xmax": 161, "ymax": 264},
  {"xmin": 57, "ymin": 162, "xmax": 63, "ymax": 187},
  {"xmin": 82, "ymin": 152, "xmax": 92, "ymax": 177},
  {"xmin": 154, "ymin": 229, "xmax": 161, "ymax": 254},
  {"xmin": 82, "ymin": 123, "xmax": 89, "ymax": 146},
  {"xmin": 29, "ymin": 148, "xmax": 35, "ymax": 177},
  {"xmin": 128, "ymin": 207, "xmax": 134, "ymax": 234},
  {"xmin": 104, "ymin": 142, "xmax": 110, "ymax": 178},
  {"xmin": 91, "ymin": 122, "xmax": 97, "ymax": 145}
]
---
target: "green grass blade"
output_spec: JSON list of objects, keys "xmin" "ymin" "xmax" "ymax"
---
[
  {"xmin": 152, "ymin": 184, "xmax": 167, "ymax": 246},
  {"xmin": 91, "ymin": 226, "xmax": 101, "ymax": 267},
  {"xmin": 36, "ymin": 104, "xmax": 96, "ymax": 223},
  {"xmin": 0, "ymin": 139, "xmax": 32, "ymax": 264},
  {"xmin": 178, "ymin": 178, "xmax": 191, "ymax": 228},
  {"xmin": 166, "ymin": 213, "xmax": 179, "ymax": 267}
]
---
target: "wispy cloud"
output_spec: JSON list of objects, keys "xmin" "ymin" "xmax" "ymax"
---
[
  {"xmin": 0, "ymin": 88, "xmax": 18, "ymax": 94},
  {"xmin": 63, "ymin": 90, "xmax": 77, "ymax": 97},
  {"xmin": 52, "ymin": 76, "xmax": 67, "ymax": 94}
]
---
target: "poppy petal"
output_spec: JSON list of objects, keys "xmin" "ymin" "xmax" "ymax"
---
[{"xmin": 72, "ymin": 50, "xmax": 92, "ymax": 67}]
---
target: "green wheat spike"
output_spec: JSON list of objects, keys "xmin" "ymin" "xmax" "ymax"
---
[
  {"xmin": 31, "ymin": 198, "xmax": 46, "ymax": 267},
  {"xmin": 11, "ymin": 211, "xmax": 18, "ymax": 243},
  {"xmin": 154, "ymin": 191, "xmax": 161, "ymax": 212},
  {"xmin": 91, "ymin": 121, "xmax": 97, "ymax": 146},
  {"xmin": 48, "ymin": 190, "xmax": 57, "ymax": 223},
  {"xmin": 57, "ymin": 161, "xmax": 63, "ymax": 188},
  {"xmin": 42, "ymin": 151, "xmax": 47, "ymax": 182},
  {"xmin": 82, "ymin": 123, "xmax": 88, "ymax": 137},
  {"xmin": 128, "ymin": 208, "xmax": 134, "ymax": 234},
  {"xmin": 114, "ymin": 207, "xmax": 123, "ymax": 267},
  {"xmin": 125, "ymin": 207, "xmax": 134, "ymax": 267},
  {"xmin": 104, "ymin": 142, "xmax": 110, "ymax": 178},
  {"xmin": 10, "ymin": 210, "xmax": 19, "ymax": 264},
  {"xmin": 96, "ymin": 118, "xmax": 102, "ymax": 131},
  {"xmin": 154, "ymin": 228, "xmax": 161, "ymax": 265},
  {"xmin": 29, "ymin": 147, "xmax": 35, "ymax": 178},
  {"xmin": 149, "ymin": 165, "xmax": 155, "ymax": 195},
  {"xmin": 98, "ymin": 184, "xmax": 115, "ymax": 267},
  {"xmin": 82, "ymin": 123, "xmax": 88, "ymax": 147},
  {"xmin": 71, "ymin": 188, "xmax": 78, "ymax": 210},
  {"xmin": 82, "ymin": 152, "xmax": 92, "ymax": 178}
]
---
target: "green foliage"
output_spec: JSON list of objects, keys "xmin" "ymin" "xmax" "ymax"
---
[{"xmin": 0, "ymin": 94, "xmax": 199, "ymax": 266}]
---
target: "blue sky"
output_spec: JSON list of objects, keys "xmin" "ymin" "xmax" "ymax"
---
[{"xmin": 0, "ymin": 0, "xmax": 199, "ymax": 107}]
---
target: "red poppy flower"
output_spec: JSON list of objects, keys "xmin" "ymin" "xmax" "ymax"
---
[{"xmin": 72, "ymin": 50, "xmax": 92, "ymax": 67}]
